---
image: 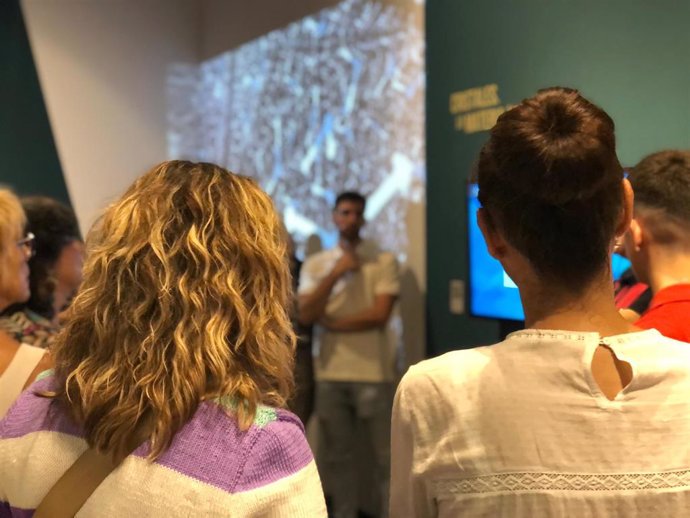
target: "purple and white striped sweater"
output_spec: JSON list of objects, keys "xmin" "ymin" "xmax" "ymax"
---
[{"xmin": 0, "ymin": 376, "xmax": 327, "ymax": 517}]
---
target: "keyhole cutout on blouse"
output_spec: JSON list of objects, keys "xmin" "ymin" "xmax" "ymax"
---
[{"xmin": 590, "ymin": 344, "xmax": 633, "ymax": 401}]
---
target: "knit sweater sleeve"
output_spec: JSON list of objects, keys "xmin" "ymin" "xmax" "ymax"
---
[{"xmin": 234, "ymin": 409, "xmax": 327, "ymax": 517}]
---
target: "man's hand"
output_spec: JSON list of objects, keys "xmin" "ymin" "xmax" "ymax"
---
[
  {"xmin": 298, "ymin": 249, "xmax": 359, "ymax": 326},
  {"xmin": 332, "ymin": 249, "xmax": 360, "ymax": 278},
  {"xmin": 318, "ymin": 316, "xmax": 351, "ymax": 332}
]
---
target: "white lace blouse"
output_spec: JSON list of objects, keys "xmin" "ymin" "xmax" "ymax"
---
[{"xmin": 390, "ymin": 329, "xmax": 690, "ymax": 517}]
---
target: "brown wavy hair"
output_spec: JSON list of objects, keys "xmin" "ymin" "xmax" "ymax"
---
[{"xmin": 49, "ymin": 161, "xmax": 295, "ymax": 459}]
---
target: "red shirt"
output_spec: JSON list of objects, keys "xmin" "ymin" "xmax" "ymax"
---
[{"xmin": 636, "ymin": 284, "xmax": 690, "ymax": 343}]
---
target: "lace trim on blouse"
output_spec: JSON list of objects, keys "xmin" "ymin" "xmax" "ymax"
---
[{"xmin": 433, "ymin": 470, "xmax": 690, "ymax": 496}]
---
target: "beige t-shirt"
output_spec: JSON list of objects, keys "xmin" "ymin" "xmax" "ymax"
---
[
  {"xmin": 299, "ymin": 240, "xmax": 400, "ymax": 383},
  {"xmin": 391, "ymin": 329, "xmax": 690, "ymax": 517}
]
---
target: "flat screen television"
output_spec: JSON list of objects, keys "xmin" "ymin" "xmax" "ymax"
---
[{"xmin": 467, "ymin": 183, "xmax": 631, "ymax": 321}]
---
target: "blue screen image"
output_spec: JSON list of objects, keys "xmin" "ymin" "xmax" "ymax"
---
[{"xmin": 467, "ymin": 183, "xmax": 631, "ymax": 321}]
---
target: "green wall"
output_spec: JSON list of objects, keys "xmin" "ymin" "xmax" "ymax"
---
[
  {"xmin": 0, "ymin": 0, "xmax": 70, "ymax": 204},
  {"xmin": 426, "ymin": 0, "xmax": 690, "ymax": 355}
]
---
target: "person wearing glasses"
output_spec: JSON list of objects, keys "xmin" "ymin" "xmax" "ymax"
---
[
  {"xmin": 0, "ymin": 196, "xmax": 84, "ymax": 348},
  {"xmin": 390, "ymin": 88, "xmax": 690, "ymax": 517},
  {"xmin": 0, "ymin": 188, "xmax": 51, "ymax": 418}
]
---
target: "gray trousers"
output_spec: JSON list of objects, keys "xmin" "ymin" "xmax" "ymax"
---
[{"xmin": 316, "ymin": 381, "xmax": 392, "ymax": 518}]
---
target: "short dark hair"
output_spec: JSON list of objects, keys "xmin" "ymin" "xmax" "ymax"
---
[
  {"xmin": 23, "ymin": 196, "xmax": 81, "ymax": 319},
  {"xmin": 477, "ymin": 87, "xmax": 624, "ymax": 290},
  {"xmin": 629, "ymin": 150, "xmax": 690, "ymax": 220},
  {"xmin": 628, "ymin": 150, "xmax": 690, "ymax": 246},
  {"xmin": 334, "ymin": 191, "xmax": 366, "ymax": 210}
]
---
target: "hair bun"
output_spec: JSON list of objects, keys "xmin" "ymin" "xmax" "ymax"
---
[
  {"xmin": 490, "ymin": 87, "xmax": 621, "ymax": 205},
  {"xmin": 540, "ymin": 97, "xmax": 579, "ymax": 138}
]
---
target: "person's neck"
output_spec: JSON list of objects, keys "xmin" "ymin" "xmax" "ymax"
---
[
  {"xmin": 646, "ymin": 248, "xmax": 690, "ymax": 294},
  {"xmin": 339, "ymin": 235, "xmax": 361, "ymax": 249},
  {"xmin": 521, "ymin": 274, "xmax": 636, "ymax": 337}
]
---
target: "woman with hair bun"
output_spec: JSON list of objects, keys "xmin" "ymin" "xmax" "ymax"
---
[
  {"xmin": 390, "ymin": 88, "xmax": 690, "ymax": 517},
  {"xmin": 0, "ymin": 161, "xmax": 326, "ymax": 517}
]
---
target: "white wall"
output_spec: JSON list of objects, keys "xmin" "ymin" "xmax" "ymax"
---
[{"xmin": 21, "ymin": 0, "xmax": 200, "ymax": 233}]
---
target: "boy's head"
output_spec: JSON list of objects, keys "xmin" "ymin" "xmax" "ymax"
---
[{"xmin": 625, "ymin": 150, "xmax": 690, "ymax": 284}]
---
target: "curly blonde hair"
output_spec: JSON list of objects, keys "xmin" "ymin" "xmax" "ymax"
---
[{"xmin": 49, "ymin": 161, "xmax": 295, "ymax": 459}]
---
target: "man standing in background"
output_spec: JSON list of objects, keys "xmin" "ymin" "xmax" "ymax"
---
[
  {"xmin": 298, "ymin": 191, "xmax": 400, "ymax": 518},
  {"xmin": 625, "ymin": 150, "xmax": 690, "ymax": 342}
]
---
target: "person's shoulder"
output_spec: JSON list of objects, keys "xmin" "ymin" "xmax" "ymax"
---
[
  {"xmin": 376, "ymin": 250, "xmax": 398, "ymax": 265},
  {"xmin": 161, "ymin": 399, "xmax": 325, "ymax": 513},
  {"xmin": 234, "ymin": 406, "xmax": 326, "ymax": 515},
  {"xmin": 400, "ymin": 344, "xmax": 499, "ymax": 393},
  {"xmin": 0, "ymin": 373, "xmax": 78, "ymax": 440},
  {"xmin": 641, "ymin": 328, "xmax": 690, "ymax": 351},
  {"xmin": 358, "ymin": 240, "xmax": 394, "ymax": 260},
  {"xmin": 395, "ymin": 346, "xmax": 504, "ymax": 426},
  {"xmin": 636, "ymin": 309, "xmax": 690, "ymax": 343},
  {"xmin": 299, "ymin": 249, "xmax": 339, "ymax": 290},
  {"xmin": 247, "ymin": 407, "xmax": 313, "ymax": 471},
  {"xmin": 412, "ymin": 344, "xmax": 499, "ymax": 373},
  {"xmin": 150, "ymin": 400, "xmax": 317, "ymax": 497},
  {"xmin": 234, "ymin": 406, "xmax": 316, "ymax": 491},
  {"xmin": 302, "ymin": 248, "xmax": 338, "ymax": 269}
]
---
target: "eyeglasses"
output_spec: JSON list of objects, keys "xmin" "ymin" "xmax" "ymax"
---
[{"xmin": 17, "ymin": 232, "xmax": 36, "ymax": 258}]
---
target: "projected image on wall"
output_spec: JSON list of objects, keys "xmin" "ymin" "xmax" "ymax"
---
[{"xmin": 167, "ymin": 0, "xmax": 425, "ymax": 266}]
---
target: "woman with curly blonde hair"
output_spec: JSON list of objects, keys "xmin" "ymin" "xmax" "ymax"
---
[{"xmin": 0, "ymin": 161, "xmax": 326, "ymax": 517}]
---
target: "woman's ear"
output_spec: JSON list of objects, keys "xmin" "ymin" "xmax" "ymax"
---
[
  {"xmin": 477, "ymin": 208, "xmax": 507, "ymax": 260},
  {"xmin": 628, "ymin": 218, "xmax": 644, "ymax": 252},
  {"xmin": 615, "ymin": 178, "xmax": 634, "ymax": 238}
]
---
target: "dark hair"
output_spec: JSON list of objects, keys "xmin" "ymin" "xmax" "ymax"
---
[
  {"xmin": 477, "ymin": 87, "xmax": 624, "ymax": 290},
  {"xmin": 628, "ymin": 150, "xmax": 690, "ymax": 222},
  {"xmin": 334, "ymin": 191, "xmax": 366, "ymax": 210},
  {"xmin": 23, "ymin": 196, "xmax": 81, "ymax": 319}
]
